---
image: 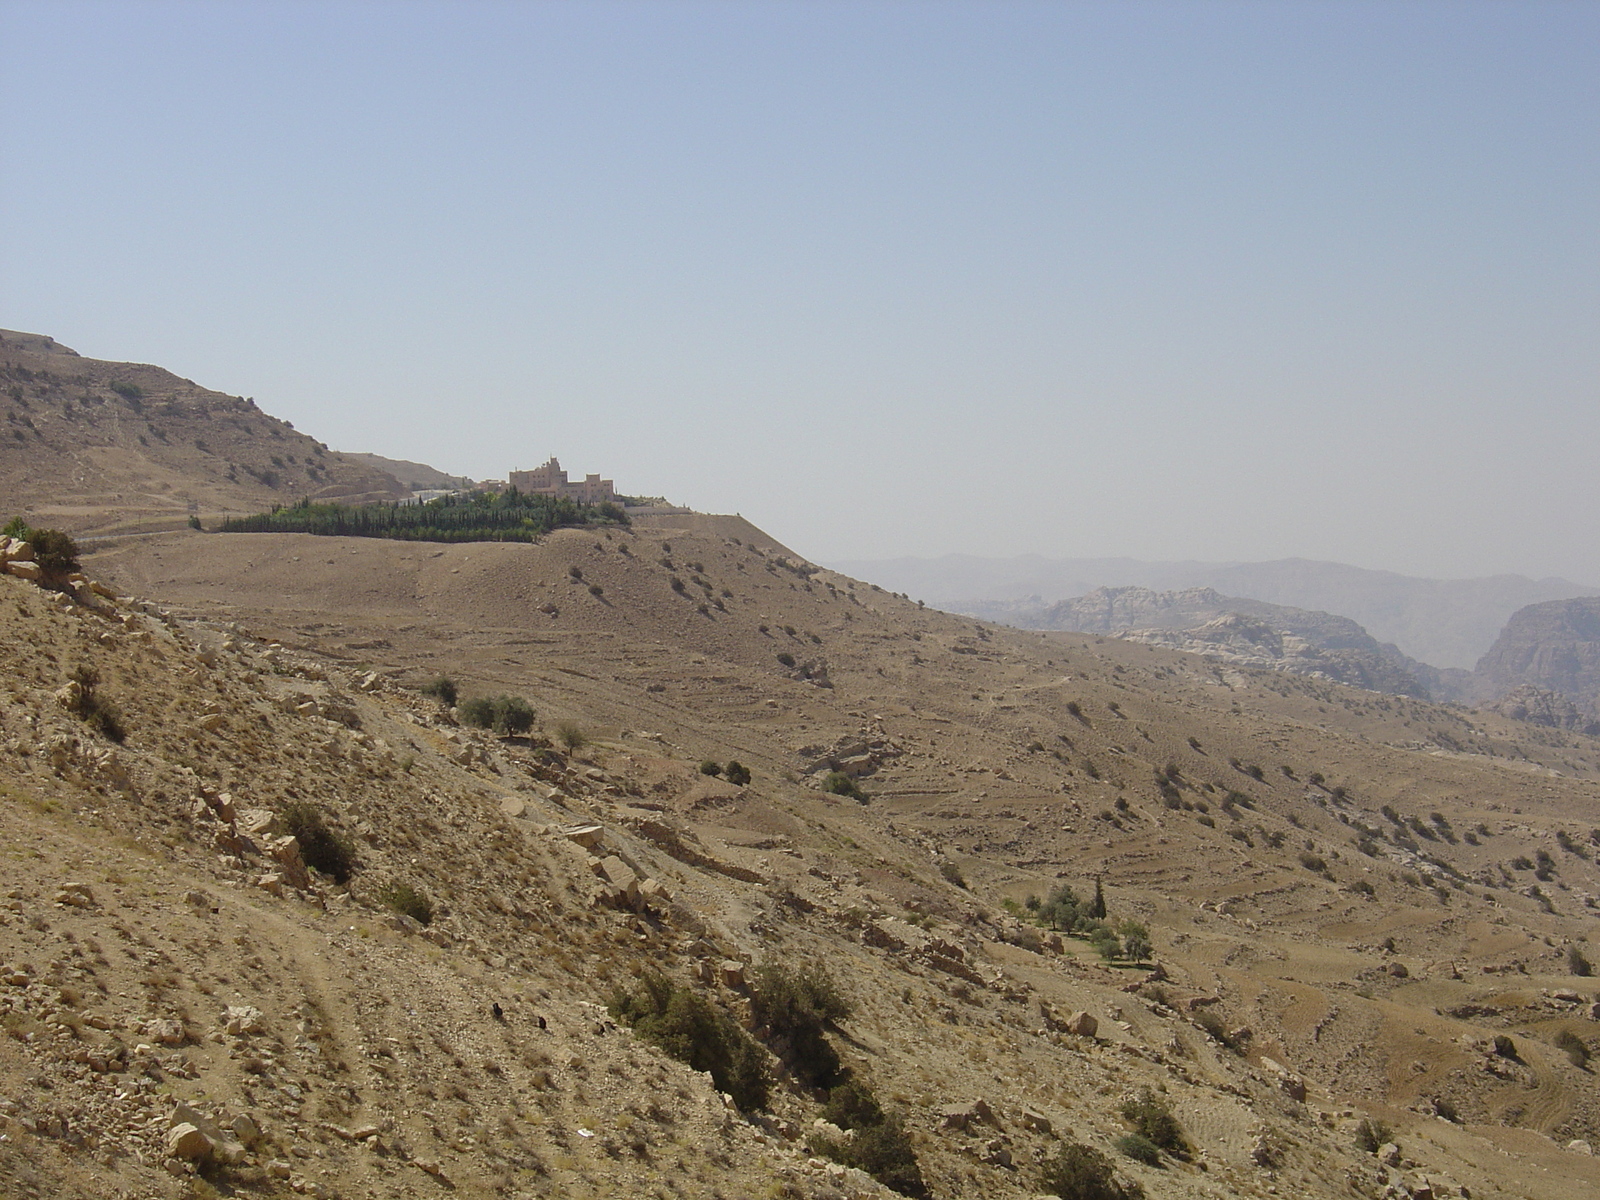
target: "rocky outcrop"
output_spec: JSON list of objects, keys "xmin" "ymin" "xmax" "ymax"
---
[
  {"xmin": 1474, "ymin": 598, "xmax": 1600, "ymax": 717},
  {"xmin": 1480, "ymin": 685, "xmax": 1600, "ymax": 735}
]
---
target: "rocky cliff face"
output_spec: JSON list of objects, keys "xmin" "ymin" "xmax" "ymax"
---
[{"xmin": 1475, "ymin": 598, "xmax": 1600, "ymax": 717}]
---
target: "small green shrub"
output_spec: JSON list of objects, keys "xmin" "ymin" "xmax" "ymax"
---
[
  {"xmin": 1568, "ymin": 945, "xmax": 1593, "ymax": 977},
  {"xmin": 554, "ymin": 720, "xmax": 587, "ymax": 752},
  {"xmin": 938, "ymin": 860, "xmax": 967, "ymax": 889},
  {"xmin": 823, "ymin": 771, "xmax": 867, "ymax": 802},
  {"xmin": 29, "ymin": 528, "xmax": 80, "ymax": 577},
  {"xmin": 280, "ymin": 801, "xmax": 356, "ymax": 883},
  {"xmin": 812, "ymin": 1106, "xmax": 927, "ymax": 1198},
  {"xmin": 751, "ymin": 962, "xmax": 849, "ymax": 1087},
  {"xmin": 1040, "ymin": 1141, "xmax": 1142, "ymax": 1200},
  {"xmin": 421, "ymin": 676, "xmax": 458, "ymax": 707},
  {"xmin": 377, "ymin": 880, "xmax": 433, "ymax": 925},
  {"xmin": 776, "ymin": 652, "xmax": 796, "ymax": 668},
  {"xmin": 1114, "ymin": 1133, "xmax": 1162, "ymax": 1165},
  {"xmin": 699, "ymin": 759, "xmax": 723, "ymax": 777},
  {"xmin": 459, "ymin": 694, "xmax": 536, "ymax": 735},
  {"xmin": 1353, "ymin": 1116, "xmax": 1393, "ymax": 1153},
  {"xmin": 724, "ymin": 760, "xmax": 751, "ymax": 786},
  {"xmin": 187, "ymin": 515, "xmax": 202, "ymax": 530},
  {"xmin": 610, "ymin": 972, "xmax": 769, "ymax": 1111},
  {"xmin": 820, "ymin": 1078, "xmax": 884, "ymax": 1130},
  {"xmin": 587, "ymin": 582, "xmax": 603, "ymax": 596},
  {"xmin": 1119, "ymin": 1087, "xmax": 1187, "ymax": 1157}
]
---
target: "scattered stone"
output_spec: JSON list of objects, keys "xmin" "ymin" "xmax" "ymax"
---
[
  {"xmin": 718, "ymin": 960, "xmax": 746, "ymax": 990},
  {"xmin": 167, "ymin": 1122, "xmax": 213, "ymax": 1161},
  {"xmin": 1065, "ymin": 1011, "xmax": 1098, "ymax": 1037},
  {"xmin": 53, "ymin": 881, "xmax": 95, "ymax": 908}
]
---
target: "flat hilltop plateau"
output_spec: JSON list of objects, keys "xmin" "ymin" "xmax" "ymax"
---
[{"xmin": 0, "ymin": 512, "xmax": 1594, "ymax": 1200}]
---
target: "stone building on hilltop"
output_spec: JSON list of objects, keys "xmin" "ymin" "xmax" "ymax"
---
[{"xmin": 507, "ymin": 457, "xmax": 616, "ymax": 504}]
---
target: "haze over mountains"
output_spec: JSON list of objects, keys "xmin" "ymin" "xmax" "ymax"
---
[{"xmin": 828, "ymin": 554, "xmax": 1600, "ymax": 672}]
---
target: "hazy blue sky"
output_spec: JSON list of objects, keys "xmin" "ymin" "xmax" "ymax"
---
[{"xmin": 2, "ymin": 1, "xmax": 1595, "ymax": 581}]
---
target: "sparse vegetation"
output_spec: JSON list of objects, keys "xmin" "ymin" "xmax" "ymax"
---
[
  {"xmin": 554, "ymin": 720, "xmax": 588, "ymax": 752},
  {"xmin": 280, "ymin": 801, "xmax": 357, "ymax": 883},
  {"xmin": 61, "ymin": 665, "xmax": 127, "ymax": 743},
  {"xmin": 459, "ymin": 694, "xmax": 536, "ymax": 735},
  {"xmin": 1354, "ymin": 1116, "xmax": 1392, "ymax": 1153},
  {"xmin": 724, "ymin": 759, "xmax": 751, "ymax": 786},
  {"xmin": 377, "ymin": 880, "xmax": 434, "ymax": 925},
  {"xmin": 699, "ymin": 759, "xmax": 723, "ymax": 777},
  {"xmin": 822, "ymin": 770, "xmax": 867, "ymax": 802},
  {"xmin": 750, "ymin": 962, "xmax": 849, "ymax": 1087},
  {"xmin": 609, "ymin": 972, "xmax": 769, "ymax": 1111},
  {"xmin": 812, "ymin": 1078, "xmax": 927, "ymax": 1197},
  {"xmin": 1041, "ymin": 1141, "xmax": 1143, "ymax": 1200},
  {"xmin": 420, "ymin": 676, "xmax": 459, "ymax": 706}
]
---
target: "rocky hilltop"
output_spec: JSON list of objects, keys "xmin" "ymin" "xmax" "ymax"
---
[
  {"xmin": 1474, "ymin": 598, "xmax": 1600, "ymax": 724},
  {"xmin": 0, "ymin": 330, "xmax": 403, "ymax": 536}
]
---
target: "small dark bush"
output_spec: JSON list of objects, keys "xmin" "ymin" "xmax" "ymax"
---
[
  {"xmin": 751, "ymin": 962, "xmax": 849, "ymax": 1087},
  {"xmin": 459, "ymin": 694, "xmax": 536, "ymax": 735},
  {"xmin": 1568, "ymin": 945, "xmax": 1593, "ymax": 976},
  {"xmin": 554, "ymin": 720, "xmax": 587, "ymax": 752},
  {"xmin": 1432, "ymin": 1096, "xmax": 1461, "ymax": 1123},
  {"xmin": 938, "ymin": 860, "xmax": 966, "ymax": 888},
  {"xmin": 1119, "ymin": 1087, "xmax": 1187, "ymax": 1157},
  {"xmin": 1041, "ymin": 1142, "xmax": 1143, "ymax": 1200},
  {"xmin": 421, "ymin": 676, "xmax": 458, "ymax": 706},
  {"xmin": 1492, "ymin": 1035, "xmax": 1517, "ymax": 1059},
  {"xmin": 821, "ymin": 1078, "xmax": 884, "ymax": 1130},
  {"xmin": 281, "ymin": 801, "xmax": 356, "ymax": 883},
  {"xmin": 63, "ymin": 665, "xmax": 126, "ymax": 743},
  {"xmin": 724, "ymin": 760, "xmax": 751, "ymax": 786},
  {"xmin": 823, "ymin": 770, "xmax": 867, "ymax": 802},
  {"xmin": 699, "ymin": 759, "xmax": 723, "ymax": 777},
  {"xmin": 1114, "ymin": 1133, "xmax": 1162, "ymax": 1165},
  {"xmin": 567, "ymin": 565, "xmax": 583, "ymax": 579},
  {"xmin": 1299, "ymin": 852, "xmax": 1327, "ymax": 872},
  {"xmin": 587, "ymin": 582, "xmax": 603, "ymax": 596},
  {"xmin": 776, "ymin": 652, "xmax": 796, "ymax": 668},
  {"xmin": 29, "ymin": 528, "xmax": 80, "ymax": 577},
  {"xmin": 377, "ymin": 880, "xmax": 433, "ymax": 926},
  {"xmin": 812, "ymin": 1104, "xmax": 927, "ymax": 1197},
  {"xmin": 610, "ymin": 972, "xmax": 769, "ymax": 1111},
  {"xmin": 1354, "ymin": 1116, "xmax": 1392, "ymax": 1153}
]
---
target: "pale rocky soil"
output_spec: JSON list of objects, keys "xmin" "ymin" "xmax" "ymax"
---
[{"xmin": 0, "ymin": 513, "xmax": 1598, "ymax": 1200}]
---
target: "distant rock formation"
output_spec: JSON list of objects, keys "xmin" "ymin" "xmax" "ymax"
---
[
  {"xmin": 1479, "ymin": 685, "xmax": 1600, "ymax": 736},
  {"xmin": 982, "ymin": 585, "xmax": 1469, "ymax": 700},
  {"xmin": 1474, "ymin": 598, "xmax": 1600, "ymax": 720}
]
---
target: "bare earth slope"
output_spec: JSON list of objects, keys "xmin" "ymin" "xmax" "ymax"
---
[
  {"xmin": 7, "ymin": 518, "xmax": 1584, "ymax": 1200},
  {"xmin": 0, "ymin": 330, "xmax": 402, "ymax": 535}
]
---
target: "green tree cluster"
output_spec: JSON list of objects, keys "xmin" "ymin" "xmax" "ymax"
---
[{"xmin": 219, "ymin": 489, "xmax": 626, "ymax": 543}]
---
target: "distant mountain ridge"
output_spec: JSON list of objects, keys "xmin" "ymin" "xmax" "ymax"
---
[{"xmin": 828, "ymin": 553, "xmax": 1600, "ymax": 670}]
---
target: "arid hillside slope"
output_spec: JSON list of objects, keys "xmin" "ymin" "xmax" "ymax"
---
[
  {"xmin": 5, "ymin": 516, "xmax": 1583, "ymax": 1200},
  {"xmin": 0, "ymin": 330, "xmax": 402, "ymax": 535}
]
